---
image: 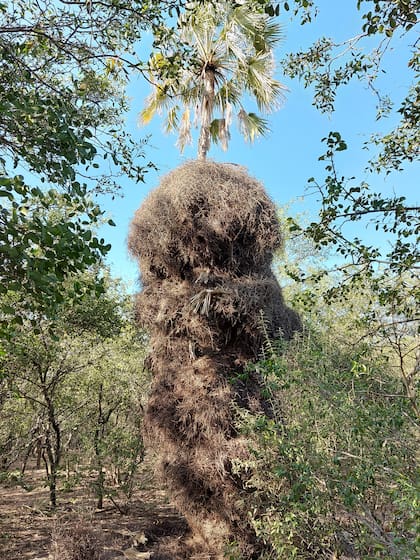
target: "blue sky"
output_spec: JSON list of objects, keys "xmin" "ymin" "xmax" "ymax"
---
[{"xmin": 98, "ymin": 1, "xmax": 419, "ymax": 289}]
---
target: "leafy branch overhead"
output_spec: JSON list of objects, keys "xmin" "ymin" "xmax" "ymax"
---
[
  {"xmin": 279, "ymin": 1, "xmax": 419, "ymax": 327},
  {"xmin": 281, "ymin": 0, "xmax": 419, "ymax": 172},
  {"xmin": 140, "ymin": 0, "xmax": 287, "ymax": 159},
  {"xmin": 0, "ymin": 0, "xmax": 177, "ymax": 327},
  {"xmin": 0, "ymin": 177, "xmax": 112, "ymax": 328}
]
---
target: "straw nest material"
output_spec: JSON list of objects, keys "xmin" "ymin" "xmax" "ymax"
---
[
  {"xmin": 129, "ymin": 160, "xmax": 282, "ymax": 282},
  {"xmin": 128, "ymin": 160, "xmax": 300, "ymax": 559},
  {"xmin": 135, "ymin": 273, "xmax": 300, "ymax": 358}
]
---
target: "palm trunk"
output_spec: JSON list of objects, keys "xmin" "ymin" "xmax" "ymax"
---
[{"xmin": 198, "ymin": 67, "xmax": 215, "ymax": 160}]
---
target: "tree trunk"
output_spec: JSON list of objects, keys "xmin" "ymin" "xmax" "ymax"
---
[
  {"xmin": 93, "ymin": 383, "xmax": 112, "ymax": 510},
  {"xmin": 43, "ymin": 393, "xmax": 61, "ymax": 508},
  {"xmin": 36, "ymin": 439, "xmax": 42, "ymax": 469},
  {"xmin": 20, "ymin": 441, "xmax": 33, "ymax": 475},
  {"xmin": 96, "ymin": 467, "xmax": 105, "ymax": 510},
  {"xmin": 49, "ymin": 466, "xmax": 58, "ymax": 508},
  {"xmin": 43, "ymin": 430, "xmax": 58, "ymax": 508},
  {"xmin": 197, "ymin": 67, "xmax": 215, "ymax": 160}
]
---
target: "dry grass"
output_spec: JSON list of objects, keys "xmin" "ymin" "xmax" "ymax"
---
[
  {"xmin": 49, "ymin": 521, "xmax": 103, "ymax": 560},
  {"xmin": 135, "ymin": 272, "xmax": 300, "ymax": 354},
  {"xmin": 128, "ymin": 160, "xmax": 300, "ymax": 559},
  {"xmin": 128, "ymin": 161, "xmax": 282, "ymax": 283}
]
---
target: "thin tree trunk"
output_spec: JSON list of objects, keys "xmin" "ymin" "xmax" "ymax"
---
[
  {"xmin": 43, "ymin": 393, "xmax": 61, "ymax": 508},
  {"xmin": 198, "ymin": 67, "xmax": 215, "ymax": 160},
  {"xmin": 36, "ymin": 438, "xmax": 42, "ymax": 469},
  {"xmin": 96, "ymin": 467, "xmax": 105, "ymax": 510},
  {"xmin": 43, "ymin": 430, "xmax": 58, "ymax": 508},
  {"xmin": 94, "ymin": 383, "xmax": 116, "ymax": 510},
  {"xmin": 49, "ymin": 466, "xmax": 58, "ymax": 508},
  {"xmin": 20, "ymin": 442, "xmax": 33, "ymax": 475},
  {"xmin": 94, "ymin": 384, "xmax": 105, "ymax": 509}
]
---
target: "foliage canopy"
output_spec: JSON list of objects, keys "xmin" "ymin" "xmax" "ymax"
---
[
  {"xmin": 140, "ymin": 0, "xmax": 286, "ymax": 159},
  {"xmin": 277, "ymin": 0, "xmax": 419, "ymax": 329},
  {"xmin": 0, "ymin": 0, "xmax": 179, "ymax": 325}
]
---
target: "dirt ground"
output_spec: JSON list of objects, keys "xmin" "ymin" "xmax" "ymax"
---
[{"xmin": 0, "ymin": 463, "xmax": 188, "ymax": 560}]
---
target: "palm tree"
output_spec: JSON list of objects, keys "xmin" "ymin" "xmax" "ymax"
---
[{"xmin": 140, "ymin": 0, "xmax": 286, "ymax": 160}]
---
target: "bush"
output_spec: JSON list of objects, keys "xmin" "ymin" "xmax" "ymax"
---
[
  {"xmin": 50, "ymin": 522, "xmax": 103, "ymax": 560},
  {"xmin": 232, "ymin": 325, "xmax": 418, "ymax": 559}
]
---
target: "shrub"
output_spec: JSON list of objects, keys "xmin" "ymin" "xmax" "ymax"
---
[
  {"xmin": 232, "ymin": 326, "xmax": 418, "ymax": 559},
  {"xmin": 50, "ymin": 522, "xmax": 103, "ymax": 560}
]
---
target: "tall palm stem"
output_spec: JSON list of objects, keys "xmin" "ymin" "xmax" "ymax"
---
[{"xmin": 198, "ymin": 67, "xmax": 215, "ymax": 160}]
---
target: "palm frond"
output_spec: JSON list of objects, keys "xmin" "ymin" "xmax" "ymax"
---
[
  {"xmin": 210, "ymin": 118, "xmax": 230, "ymax": 151},
  {"xmin": 237, "ymin": 109, "xmax": 270, "ymax": 142},
  {"xmin": 216, "ymin": 81, "xmax": 242, "ymax": 109},
  {"xmin": 260, "ymin": 20, "xmax": 284, "ymax": 49},
  {"xmin": 176, "ymin": 108, "xmax": 192, "ymax": 152},
  {"xmin": 225, "ymin": 102, "xmax": 233, "ymax": 127},
  {"xmin": 252, "ymin": 77, "xmax": 287, "ymax": 113},
  {"xmin": 193, "ymin": 27, "xmax": 215, "ymax": 66},
  {"xmin": 165, "ymin": 106, "xmax": 179, "ymax": 134},
  {"xmin": 230, "ymin": 4, "xmax": 268, "ymax": 39},
  {"xmin": 230, "ymin": 4, "xmax": 283, "ymax": 52},
  {"xmin": 180, "ymin": 82, "xmax": 203, "ymax": 106},
  {"xmin": 183, "ymin": 1, "xmax": 218, "ymax": 33},
  {"xmin": 209, "ymin": 118, "xmax": 221, "ymax": 144},
  {"xmin": 139, "ymin": 86, "xmax": 171, "ymax": 126},
  {"xmin": 244, "ymin": 52, "xmax": 287, "ymax": 112},
  {"xmin": 223, "ymin": 27, "xmax": 248, "ymax": 64},
  {"xmin": 193, "ymin": 100, "xmax": 201, "ymax": 128}
]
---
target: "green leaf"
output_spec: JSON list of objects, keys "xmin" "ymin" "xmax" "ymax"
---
[{"xmin": 0, "ymin": 189, "xmax": 13, "ymax": 200}]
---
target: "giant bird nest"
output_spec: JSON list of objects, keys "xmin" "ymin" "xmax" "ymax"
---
[
  {"xmin": 128, "ymin": 160, "xmax": 282, "ymax": 282},
  {"xmin": 135, "ymin": 273, "xmax": 301, "ymax": 356},
  {"xmin": 128, "ymin": 159, "xmax": 300, "ymax": 559}
]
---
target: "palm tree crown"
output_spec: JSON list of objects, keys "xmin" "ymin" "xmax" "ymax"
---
[{"xmin": 140, "ymin": 1, "xmax": 286, "ymax": 160}]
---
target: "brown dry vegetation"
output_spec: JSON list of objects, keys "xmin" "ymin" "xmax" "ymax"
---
[{"xmin": 128, "ymin": 160, "xmax": 301, "ymax": 559}]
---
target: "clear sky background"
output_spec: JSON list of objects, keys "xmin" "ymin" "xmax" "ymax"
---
[{"xmin": 98, "ymin": 1, "xmax": 419, "ymax": 289}]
